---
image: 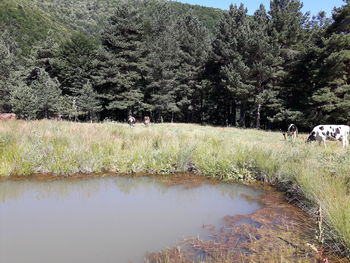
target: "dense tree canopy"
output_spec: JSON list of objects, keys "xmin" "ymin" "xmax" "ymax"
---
[{"xmin": 1, "ymin": 0, "xmax": 349, "ymax": 130}]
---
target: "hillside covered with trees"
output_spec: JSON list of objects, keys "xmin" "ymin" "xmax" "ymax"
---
[{"xmin": 0, "ymin": 0, "xmax": 349, "ymax": 130}]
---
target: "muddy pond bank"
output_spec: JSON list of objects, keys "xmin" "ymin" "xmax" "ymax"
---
[{"xmin": 0, "ymin": 173, "xmax": 348, "ymax": 263}]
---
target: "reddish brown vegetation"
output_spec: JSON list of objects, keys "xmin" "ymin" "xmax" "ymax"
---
[{"xmin": 147, "ymin": 185, "xmax": 349, "ymax": 263}]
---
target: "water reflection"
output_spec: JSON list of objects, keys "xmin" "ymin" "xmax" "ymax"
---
[
  {"xmin": 0, "ymin": 177, "xmax": 262, "ymax": 204},
  {"xmin": 0, "ymin": 176, "xmax": 263, "ymax": 263}
]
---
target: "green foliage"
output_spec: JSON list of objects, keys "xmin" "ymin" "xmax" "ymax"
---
[
  {"xmin": 10, "ymin": 70, "xmax": 62, "ymax": 119},
  {"xmin": 76, "ymin": 81, "xmax": 102, "ymax": 121},
  {"xmin": 93, "ymin": 2, "xmax": 150, "ymax": 119},
  {"xmin": 0, "ymin": 0, "xmax": 70, "ymax": 56},
  {"xmin": 327, "ymin": 1, "xmax": 350, "ymax": 34},
  {"xmin": 54, "ymin": 32, "xmax": 98, "ymax": 94},
  {"xmin": 10, "ymin": 83, "xmax": 38, "ymax": 119},
  {"xmin": 1, "ymin": 0, "xmax": 349, "ymax": 129},
  {"xmin": 146, "ymin": 4, "xmax": 211, "ymax": 122},
  {"xmin": 32, "ymin": 70, "xmax": 63, "ymax": 118},
  {"xmin": 0, "ymin": 31, "xmax": 17, "ymax": 112},
  {"xmin": 0, "ymin": 0, "xmax": 223, "ymax": 58}
]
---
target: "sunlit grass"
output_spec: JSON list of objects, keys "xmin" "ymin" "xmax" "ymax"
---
[{"xmin": 0, "ymin": 120, "xmax": 350, "ymax": 251}]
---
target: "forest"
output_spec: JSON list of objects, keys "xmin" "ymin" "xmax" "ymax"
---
[{"xmin": 0, "ymin": 0, "xmax": 349, "ymax": 130}]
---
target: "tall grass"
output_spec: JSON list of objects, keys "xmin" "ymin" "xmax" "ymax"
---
[{"xmin": 1, "ymin": 120, "xmax": 350, "ymax": 252}]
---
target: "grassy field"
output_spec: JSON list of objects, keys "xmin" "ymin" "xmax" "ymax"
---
[{"xmin": 1, "ymin": 120, "xmax": 350, "ymax": 255}]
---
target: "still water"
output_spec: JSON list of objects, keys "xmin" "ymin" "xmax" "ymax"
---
[{"xmin": 0, "ymin": 176, "xmax": 262, "ymax": 263}]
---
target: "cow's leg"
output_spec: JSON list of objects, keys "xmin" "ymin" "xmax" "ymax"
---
[
  {"xmin": 318, "ymin": 137, "xmax": 326, "ymax": 148},
  {"xmin": 282, "ymin": 133, "xmax": 286, "ymax": 140}
]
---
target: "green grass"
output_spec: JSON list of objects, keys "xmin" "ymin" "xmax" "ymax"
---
[{"xmin": 1, "ymin": 120, "xmax": 350, "ymax": 253}]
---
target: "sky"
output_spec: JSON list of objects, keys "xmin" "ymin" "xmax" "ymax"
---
[{"xmin": 171, "ymin": 0, "xmax": 345, "ymax": 16}]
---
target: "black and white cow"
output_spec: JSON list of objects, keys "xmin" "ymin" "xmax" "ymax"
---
[
  {"xmin": 306, "ymin": 125, "xmax": 350, "ymax": 148},
  {"xmin": 127, "ymin": 115, "xmax": 136, "ymax": 128},
  {"xmin": 283, "ymin": 124, "xmax": 298, "ymax": 142}
]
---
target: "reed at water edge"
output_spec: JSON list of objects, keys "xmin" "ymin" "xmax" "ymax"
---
[{"xmin": 0, "ymin": 120, "xmax": 349, "ymax": 255}]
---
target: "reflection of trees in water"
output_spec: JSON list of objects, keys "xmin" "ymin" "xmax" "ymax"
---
[
  {"xmin": 34, "ymin": 180, "xmax": 101, "ymax": 200},
  {"xmin": 0, "ymin": 182, "xmax": 28, "ymax": 203},
  {"xmin": 111, "ymin": 177, "xmax": 158, "ymax": 195},
  {"xmin": 0, "ymin": 177, "xmax": 263, "ymax": 204},
  {"xmin": 212, "ymin": 183, "xmax": 264, "ymax": 204},
  {"xmin": 0, "ymin": 179, "xmax": 101, "ymax": 203},
  {"xmin": 0, "ymin": 177, "xmax": 163, "ymax": 203}
]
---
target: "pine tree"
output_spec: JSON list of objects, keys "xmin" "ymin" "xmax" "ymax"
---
[
  {"xmin": 309, "ymin": 1, "xmax": 350, "ymax": 124},
  {"xmin": 76, "ymin": 81, "xmax": 103, "ymax": 121},
  {"xmin": 326, "ymin": 1, "xmax": 350, "ymax": 34},
  {"xmin": 30, "ymin": 69, "xmax": 63, "ymax": 119},
  {"xmin": 248, "ymin": 4, "xmax": 282, "ymax": 128},
  {"xmin": 269, "ymin": 0, "xmax": 307, "ymax": 49},
  {"xmin": 32, "ymin": 32, "xmax": 58, "ymax": 74},
  {"xmin": 0, "ymin": 31, "xmax": 18, "ymax": 113},
  {"xmin": 144, "ymin": 3, "xmax": 181, "ymax": 122},
  {"xmin": 54, "ymin": 32, "xmax": 98, "ymax": 95},
  {"xmin": 92, "ymin": 2, "xmax": 149, "ymax": 120},
  {"xmin": 268, "ymin": 0, "xmax": 310, "ymax": 127},
  {"xmin": 176, "ymin": 11, "xmax": 211, "ymax": 122},
  {"xmin": 10, "ymin": 83, "xmax": 38, "ymax": 119},
  {"xmin": 210, "ymin": 4, "xmax": 254, "ymax": 126},
  {"xmin": 145, "ymin": 5, "xmax": 211, "ymax": 123}
]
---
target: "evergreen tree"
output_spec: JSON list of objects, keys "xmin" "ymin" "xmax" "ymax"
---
[
  {"xmin": 146, "ymin": 5, "xmax": 211, "ymax": 123},
  {"xmin": 249, "ymin": 4, "xmax": 282, "ymax": 128},
  {"xmin": 10, "ymin": 83, "xmax": 38, "ymax": 119},
  {"xmin": 326, "ymin": 0, "xmax": 350, "ymax": 34},
  {"xmin": 309, "ymin": 1, "xmax": 350, "ymax": 124},
  {"xmin": 146, "ymin": 4, "xmax": 182, "ymax": 122},
  {"xmin": 32, "ymin": 32, "xmax": 58, "ymax": 74},
  {"xmin": 269, "ymin": 0, "xmax": 307, "ymax": 49},
  {"xmin": 0, "ymin": 31, "xmax": 18, "ymax": 112},
  {"xmin": 54, "ymin": 32, "xmax": 98, "ymax": 95},
  {"xmin": 30, "ymin": 69, "xmax": 63, "ymax": 119},
  {"xmin": 210, "ymin": 4, "xmax": 254, "ymax": 126},
  {"xmin": 176, "ymin": 11, "xmax": 211, "ymax": 122},
  {"xmin": 268, "ymin": 0, "xmax": 310, "ymax": 127},
  {"xmin": 93, "ymin": 2, "xmax": 149, "ymax": 120},
  {"xmin": 76, "ymin": 81, "xmax": 103, "ymax": 121}
]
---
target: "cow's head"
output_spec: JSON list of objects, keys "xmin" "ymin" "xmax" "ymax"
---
[{"xmin": 306, "ymin": 131, "xmax": 316, "ymax": 143}]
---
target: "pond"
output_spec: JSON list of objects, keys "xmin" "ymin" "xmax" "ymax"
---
[{"xmin": 0, "ymin": 175, "xmax": 263, "ymax": 263}]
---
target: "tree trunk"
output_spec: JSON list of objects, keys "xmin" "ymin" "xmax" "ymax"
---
[
  {"xmin": 230, "ymin": 100, "xmax": 236, "ymax": 126},
  {"xmin": 239, "ymin": 104, "xmax": 245, "ymax": 127},
  {"xmin": 256, "ymin": 103, "xmax": 261, "ymax": 129}
]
